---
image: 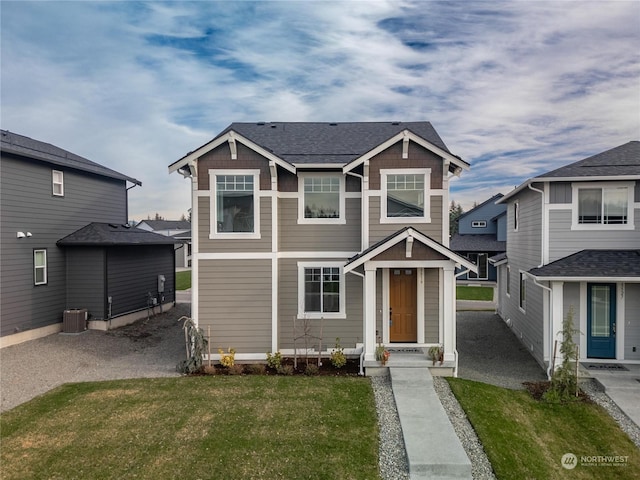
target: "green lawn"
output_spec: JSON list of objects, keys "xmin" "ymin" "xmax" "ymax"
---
[
  {"xmin": 456, "ymin": 285, "xmax": 494, "ymax": 301},
  {"xmin": 1, "ymin": 376, "xmax": 380, "ymax": 480},
  {"xmin": 447, "ymin": 378, "xmax": 640, "ymax": 479},
  {"xmin": 176, "ymin": 270, "xmax": 191, "ymax": 290}
]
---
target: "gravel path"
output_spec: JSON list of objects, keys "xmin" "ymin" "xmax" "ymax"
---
[{"xmin": 1, "ymin": 304, "xmax": 188, "ymax": 413}]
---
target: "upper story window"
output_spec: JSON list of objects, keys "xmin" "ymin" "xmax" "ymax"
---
[
  {"xmin": 573, "ymin": 183, "xmax": 633, "ymax": 230},
  {"xmin": 471, "ymin": 221, "xmax": 487, "ymax": 228},
  {"xmin": 381, "ymin": 169, "xmax": 431, "ymax": 223},
  {"xmin": 297, "ymin": 262, "xmax": 346, "ymax": 319},
  {"xmin": 210, "ymin": 170, "xmax": 260, "ymax": 239},
  {"xmin": 52, "ymin": 170, "xmax": 64, "ymax": 196},
  {"xmin": 298, "ymin": 174, "xmax": 345, "ymax": 224},
  {"xmin": 34, "ymin": 249, "xmax": 47, "ymax": 285},
  {"xmin": 513, "ymin": 201, "xmax": 519, "ymax": 231}
]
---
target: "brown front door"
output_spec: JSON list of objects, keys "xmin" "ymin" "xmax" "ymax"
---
[{"xmin": 390, "ymin": 268, "xmax": 417, "ymax": 342}]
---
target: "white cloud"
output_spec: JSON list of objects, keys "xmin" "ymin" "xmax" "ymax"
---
[{"xmin": 1, "ymin": 0, "xmax": 638, "ymax": 219}]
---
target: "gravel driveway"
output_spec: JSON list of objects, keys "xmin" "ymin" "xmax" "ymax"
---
[{"xmin": 1, "ymin": 304, "xmax": 189, "ymax": 413}]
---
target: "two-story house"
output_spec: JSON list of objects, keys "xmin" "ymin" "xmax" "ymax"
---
[
  {"xmin": 1, "ymin": 130, "xmax": 176, "ymax": 347},
  {"xmin": 169, "ymin": 122, "xmax": 476, "ymax": 373},
  {"xmin": 450, "ymin": 193, "xmax": 506, "ymax": 282},
  {"xmin": 492, "ymin": 141, "xmax": 640, "ymax": 375}
]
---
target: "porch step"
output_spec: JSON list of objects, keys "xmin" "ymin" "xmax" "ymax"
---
[{"xmin": 390, "ymin": 367, "xmax": 472, "ymax": 479}]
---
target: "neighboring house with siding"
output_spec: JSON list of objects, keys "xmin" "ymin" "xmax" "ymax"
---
[
  {"xmin": 169, "ymin": 122, "xmax": 476, "ymax": 373},
  {"xmin": 492, "ymin": 141, "xmax": 640, "ymax": 375},
  {"xmin": 137, "ymin": 219, "xmax": 192, "ymax": 268},
  {"xmin": 0, "ymin": 130, "xmax": 173, "ymax": 347},
  {"xmin": 450, "ymin": 193, "xmax": 506, "ymax": 282}
]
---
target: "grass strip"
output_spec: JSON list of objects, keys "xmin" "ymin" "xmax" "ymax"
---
[
  {"xmin": 176, "ymin": 270, "xmax": 191, "ymax": 290},
  {"xmin": 1, "ymin": 376, "xmax": 380, "ymax": 480},
  {"xmin": 447, "ymin": 378, "xmax": 640, "ymax": 479},
  {"xmin": 456, "ymin": 285, "xmax": 494, "ymax": 301}
]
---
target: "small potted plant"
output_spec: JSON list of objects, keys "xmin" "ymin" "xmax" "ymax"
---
[
  {"xmin": 428, "ymin": 345, "xmax": 444, "ymax": 365},
  {"xmin": 375, "ymin": 343, "xmax": 391, "ymax": 365}
]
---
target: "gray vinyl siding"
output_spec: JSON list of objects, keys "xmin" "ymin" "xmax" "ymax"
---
[
  {"xmin": 199, "ymin": 259, "xmax": 272, "ymax": 353},
  {"xmin": 107, "ymin": 246, "xmax": 175, "ymax": 317},
  {"xmin": 563, "ymin": 283, "xmax": 581, "ymax": 346},
  {"xmin": 278, "ymin": 197, "xmax": 361, "ymax": 251},
  {"xmin": 278, "ymin": 258, "xmax": 363, "ymax": 350},
  {"xmin": 549, "ymin": 182, "xmax": 572, "ymax": 204},
  {"xmin": 197, "ymin": 196, "xmax": 272, "ymax": 253},
  {"xmin": 548, "ymin": 208, "xmax": 640, "ymax": 263},
  {"xmin": 66, "ymin": 248, "xmax": 106, "ymax": 318},
  {"xmin": 498, "ymin": 189, "xmax": 546, "ymax": 365},
  {"xmin": 1, "ymin": 155, "xmax": 127, "ymax": 337},
  {"xmin": 625, "ymin": 283, "xmax": 640, "ymax": 360},
  {"xmin": 424, "ymin": 268, "xmax": 439, "ymax": 342},
  {"xmin": 369, "ymin": 195, "xmax": 444, "ymax": 245}
]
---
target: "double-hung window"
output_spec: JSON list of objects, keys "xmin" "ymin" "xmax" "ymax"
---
[
  {"xmin": 52, "ymin": 170, "xmax": 64, "ymax": 196},
  {"xmin": 211, "ymin": 170, "xmax": 260, "ymax": 239},
  {"xmin": 298, "ymin": 262, "xmax": 345, "ymax": 319},
  {"xmin": 298, "ymin": 174, "xmax": 345, "ymax": 224},
  {"xmin": 519, "ymin": 271, "xmax": 526, "ymax": 312},
  {"xmin": 34, "ymin": 249, "xmax": 47, "ymax": 285},
  {"xmin": 381, "ymin": 169, "xmax": 431, "ymax": 223},
  {"xmin": 573, "ymin": 183, "xmax": 633, "ymax": 229}
]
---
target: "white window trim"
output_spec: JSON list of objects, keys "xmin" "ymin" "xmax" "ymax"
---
[
  {"xmin": 571, "ymin": 181, "xmax": 635, "ymax": 231},
  {"xmin": 34, "ymin": 249, "xmax": 47, "ymax": 285},
  {"xmin": 209, "ymin": 169, "xmax": 261, "ymax": 239},
  {"xmin": 52, "ymin": 170, "xmax": 64, "ymax": 196},
  {"xmin": 519, "ymin": 271, "xmax": 526, "ymax": 313},
  {"xmin": 471, "ymin": 220, "xmax": 487, "ymax": 228},
  {"xmin": 468, "ymin": 253, "xmax": 488, "ymax": 280},
  {"xmin": 297, "ymin": 173, "xmax": 346, "ymax": 225},
  {"xmin": 380, "ymin": 168, "xmax": 431, "ymax": 224},
  {"xmin": 297, "ymin": 261, "xmax": 346, "ymax": 319}
]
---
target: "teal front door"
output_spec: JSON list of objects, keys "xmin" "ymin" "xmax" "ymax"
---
[{"xmin": 587, "ymin": 284, "xmax": 616, "ymax": 359}]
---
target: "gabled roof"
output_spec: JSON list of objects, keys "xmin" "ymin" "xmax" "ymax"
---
[
  {"xmin": 172, "ymin": 229, "xmax": 191, "ymax": 240},
  {"xmin": 499, "ymin": 141, "xmax": 639, "ymax": 203},
  {"xmin": 344, "ymin": 227, "xmax": 477, "ymax": 273},
  {"xmin": 529, "ymin": 250, "xmax": 640, "ymax": 281},
  {"xmin": 1, "ymin": 130, "xmax": 141, "ymax": 186},
  {"xmin": 457, "ymin": 193, "xmax": 504, "ymax": 221},
  {"xmin": 57, "ymin": 223, "xmax": 178, "ymax": 246},
  {"xmin": 450, "ymin": 234, "xmax": 506, "ymax": 253},
  {"xmin": 169, "ymin": 122, "xmax": 469, "ymax": 174},
  {"xmin": 488, "ymin": 252, "xmax": 507, "ymax": 266},
  {"xmin": 138, "ymin": 220, "xmax": 191, "ymax": 231}
]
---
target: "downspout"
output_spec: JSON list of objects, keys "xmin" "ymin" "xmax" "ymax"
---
[
  {"xmin": 524, "ymin": 271, "xmax": 554, "ymax": 379},
  {"xmin": 125, "ymin": 182, "xmax": 139, "ymax": 223}
]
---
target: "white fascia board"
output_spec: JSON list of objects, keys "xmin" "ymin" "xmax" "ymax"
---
[
  {"xmin": 530, "ymin": 275, "xmax": 640, "ymax": 282},
  {"xmin": 344, "ymin": 227, "xmax": 477, "ymax": 273},
  {"xmin": 168, "ymin": 130, "xmax": 296, "ymax": 175},
  {"xmin": 293, "ymin": 163, "xmax": 345, "ymax": 169},
  {"xmin": 343, "ymin": 130, "xmax": 469, "ymax": 174}
]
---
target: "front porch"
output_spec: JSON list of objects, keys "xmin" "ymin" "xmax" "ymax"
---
[{"xmin": 364, "ymin": 347, "xmax": 456, "ymax": 376}]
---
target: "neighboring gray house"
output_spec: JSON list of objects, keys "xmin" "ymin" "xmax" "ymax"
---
[
  {"xmin": 169, "ymin": 122, "xmax": 477, "ymax": 374},
  {"xmin": 450, "ymin": 193, "xmax": 506, "ymax": 282},
  {"xmin": 0, "ymin": 130, "xmax": 172, "ymax": 346},
  {"xmin": 492, "ymin": 141, "xmax": 640, "ymax": 374},
  {"xmin": 136, "ymin": 219, "xmax": 192, "ymax": 268}
]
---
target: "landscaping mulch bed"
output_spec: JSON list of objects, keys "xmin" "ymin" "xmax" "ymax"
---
[{"xmin": 522, "ymin": 380, "xmax": 592, "ymax": 402}]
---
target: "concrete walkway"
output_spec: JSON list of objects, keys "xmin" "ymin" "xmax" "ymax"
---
[
  {"xmin": 390, "ymin": 367, "xmax": 472, "ymax": 480},
  {"xmin": 584, "ymin": 363, "xmax": 640, "ymax": 428}
]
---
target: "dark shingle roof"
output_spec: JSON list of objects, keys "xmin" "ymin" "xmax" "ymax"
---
[
  {"xmin": 457, "ymin": 193, "xmax": 504, "ymax": 221},
  {"xmin": 1, "ymin": 130, "xmax": 141, "ymax": 185},
  {"xmin": 57, "ymin": 223, "xmax": 178, "ymax": 246},
  {"xmin": 139, "ymin": 220, "xmax": 191, "ymax": 231},
  {"xmin": 529, "ymin": 250, "xmax": 640, "ymax": 278},
  {"xmin": 216, "ymin": 122, "xmax": 451, "ymax": 165},
  {"xmin": 450, "ymin": 234, "xmax": 506, "ymax": 253},
  {"xmin": 536, "ymin": 141, "xmax": 640, "ymax": 179}
]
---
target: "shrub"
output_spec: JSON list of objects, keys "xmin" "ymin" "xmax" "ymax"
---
[
  {"xmin": 277, "ymin": 364, "xmax": 294, "ymax": 376},
  {"xmin": 176, "ymin": 317, "xmax": 208, "ymax": 374},
  {"xmin": 227, "ymin": 364, "xmax": 244, "ymax": 375},
  {"xmin": 247, "ymin": 364, "xmax": 267, "ymax": 375},
  {"xmin": 218, "ymin": 348, "xmax": 236, "ymax": 368},
  {"xmin": 305, "ymin": 363, "xmax": 320, "ymax": 376},
  {"xmin": 544, "ymin": 306, "xmax": 580, "ymax": 403},
  {"xmin": 203, "ymin": 365, "xmax": 217, "ymax": 375},
  {"xmin": 330, "ymin": 338, "xmax": 347, "ymax": 369},
  {"xmin": 266, "ymin": 351, "xmax": 282, "ymax": 370}
]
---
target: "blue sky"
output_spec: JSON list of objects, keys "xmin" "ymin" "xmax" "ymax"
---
[{"xmin": 2, "ymin": 0, "xmax": 639, "ymax": 220}]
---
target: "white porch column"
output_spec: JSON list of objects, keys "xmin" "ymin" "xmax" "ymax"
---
[
  {"xmin": 443, "ymin": 265, "xmax": 456, "ymax": 362},
  {"xmin": 364, "ymin": 265, "xmax": 377, "ymax": 362},
  {"xmin": 548, "ymin": 281, "xmax": 564, "ymax": 377}
]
